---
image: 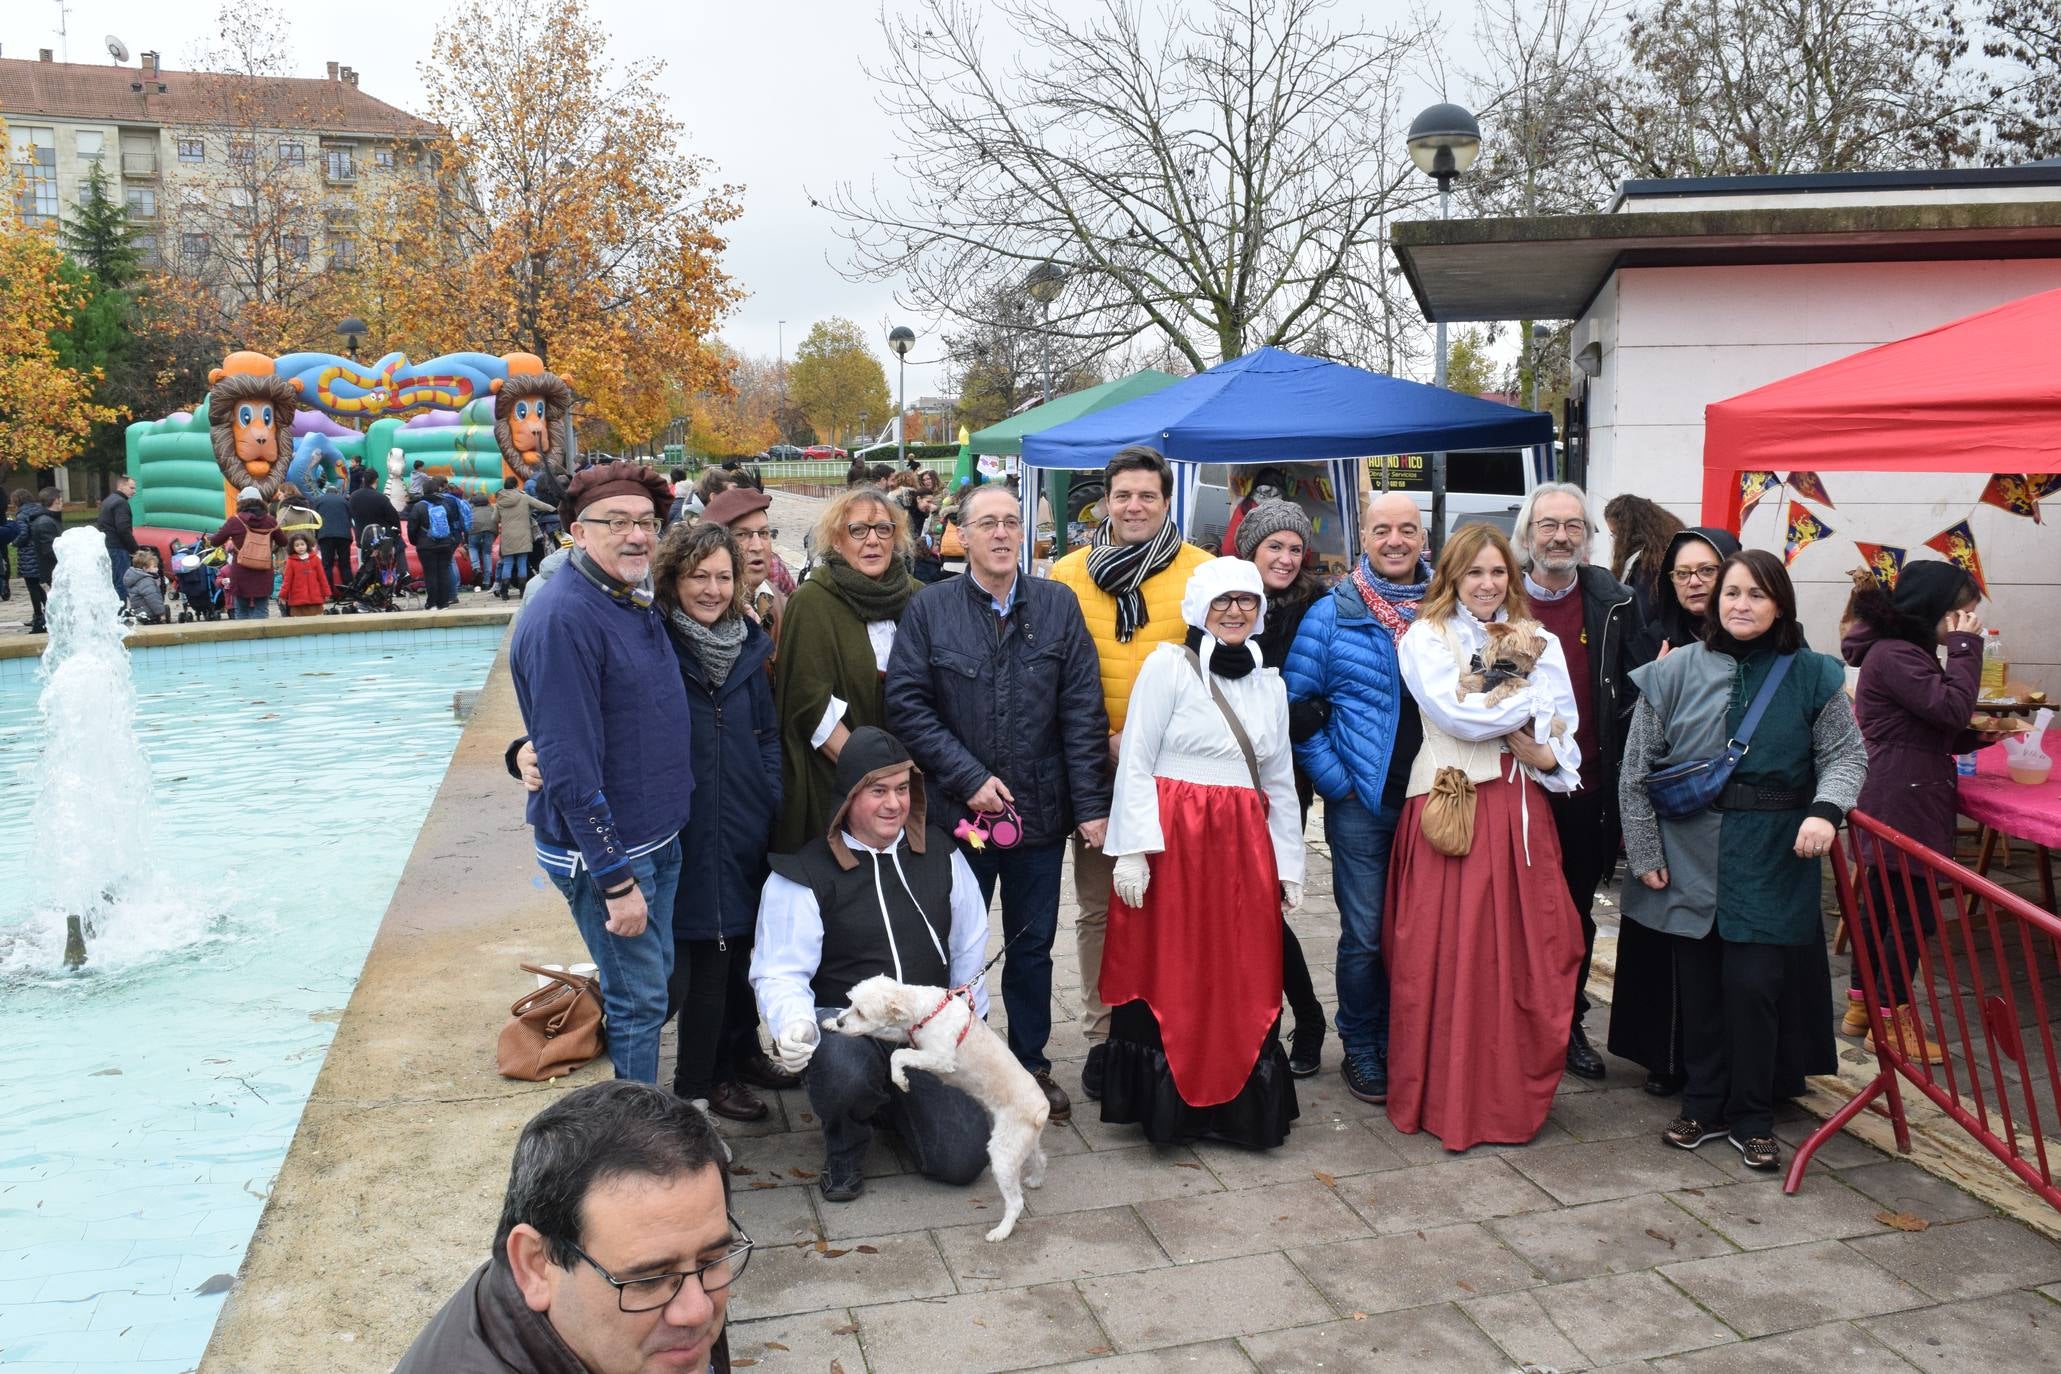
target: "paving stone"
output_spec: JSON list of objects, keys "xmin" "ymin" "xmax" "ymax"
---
[
  {"xmin": 933, "ymin": 1206, "xmax": 1170, "ymax": 1294},
  {"xmin": 1287, "ymin": 1222, "xmax": 1540, "ymax": 1314},
  {"xmin": 1041, "ymin": 1339, "xmax": 1258, "ymax": 1372},
  {"xmin": 1238, "ymin": 1303, "xmax": 1514, "ymax": 1372},
  {"xmin": 1845, "ymin": 1214, "xmax": 2061, "ymax": 1301},
  {"xmin": 1339, "ymin": 1154, "xmax": 1559, "ymax": 1235},
  {"xmin": 1365, "ymin": 1110, "xmax": 1578, "ymax": 1165},
  {"xmin": 1456, "ymin": 1289, "xmax": 1590, "ymax": 1373},
  {"xmin": 1770, "ymin": 1117, "xmax": 1888, "ymax": 1170},
  {"xmin": 727, "ymin": 1183, "xmax": 822, "ymax": 1250},
  {"xmin": 1832, "ymin": 1159, "xmax": 1998, "ymax": 1223},
  {"xmin": 1138, "ymin": 1180, "xmax": 1370, "ymax": 1264},
  {"xmin": 1862, "ymin": 1287, "xmax": 2061, "ymax": 1369},
  {"xmin": 1507, "ymin": 1135, "xmax": 1733, "ymax": 1206},
  {"xmin": 726, "ymin": 1127, "xmax": 899, "ymax": 1188},
  {"xmin": 729, "ymin": 1230, "xmax": 953, "ymax": 1321},
  {"xmin": 1548, "ymin": 1085, "xmax": 1690, "ymax": 1142},
  {"xmin": 1027, "ymin": 1144, "xmax": 1224, "ymax": 1216},
  {"xmin": 1665, "ymin": 1175, "xmax": 1894, "ymax": 1250},
  {"xmin": 1489, "ymin": 1193, "xmax": 1735, "ymax": 1281},
  {"xmin": 1082, "ymin": 1252, "xmax": 1332, "ymax": 1350},
  {"xmin": 722, "ymin": 1311, "xmax": 866, "ymax": 1373},
  {"xmin": 1660, "ymin": 1238, "xmax": 1929, "ymax": 1337},
  {"xmin": 1189, "ymin": 1117, "xmax": 1409, "ymax": 1190},
  {"xmin": 813, "ymin": 1169, "xmax": 1009, "ymax": 1240},
  {"xmin": 1647, "ymin": 1320, "xmax": 1913, "ymax": 1372},
  {"xmin": 851, "ymin": 1281, "xmax": 1109, "ymax": 1374},
  {"xmin": 1529, "ymin": 1269, "xmax": 1738, "ymax": 1365}
]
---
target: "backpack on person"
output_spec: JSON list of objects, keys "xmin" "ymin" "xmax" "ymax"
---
[
  {"xmin": 423, "ymin": 499, "xmax": 453, "ymax": 543},
  {"xmin": 234, "ymin": 526, "xmax": 276, "ymax": 571},
  {"xmin": 447, "ymin": 492, "xmax": 473, "ymax": 534}
]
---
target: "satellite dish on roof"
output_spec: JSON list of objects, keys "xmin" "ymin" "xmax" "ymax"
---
[{"xmin": 106, "ymin": 35, "xmax": 131, "ymax": 62}]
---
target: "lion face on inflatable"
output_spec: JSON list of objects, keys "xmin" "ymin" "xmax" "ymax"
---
[
  {"xmin": 207, "ymin": 353, "xmax": 301, "ymax": 502},
  {"xmin": 490, "ymin": 354, "xmax": 574, "ymax": 484}
]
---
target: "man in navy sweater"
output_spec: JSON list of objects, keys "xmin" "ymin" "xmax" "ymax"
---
[{"xmin": 509, "ymin": 461, "xmax": 694, "ymax": 1084}]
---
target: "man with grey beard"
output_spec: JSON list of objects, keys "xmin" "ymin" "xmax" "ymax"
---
[{"xmin": 1513, "ymin": 483, "xmax": 1642, "ymax": 1082}]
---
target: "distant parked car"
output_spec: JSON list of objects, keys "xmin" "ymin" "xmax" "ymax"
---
[
  {"xmin": 801, "ymin": 444, "xmax": 849, "ymax": 461},
  {"xmin": 763, "ymin": 444, "xmax": 809, "ymax": 461}
]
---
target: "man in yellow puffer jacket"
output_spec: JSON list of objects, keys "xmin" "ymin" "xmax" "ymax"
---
[{"xmin": 1047, "ymin": 445, "xmax": 1212, "ymax": 1100}]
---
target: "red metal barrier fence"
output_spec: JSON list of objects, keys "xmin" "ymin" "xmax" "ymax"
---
[{"xmin": 1788, "ymin": 809, "xmax": 2061, "ymax": 1212}]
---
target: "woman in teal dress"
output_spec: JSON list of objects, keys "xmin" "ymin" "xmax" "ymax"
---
[{"xmin": 1618, "ymin": 549, "xmax": 1868, "ymax": 1173}]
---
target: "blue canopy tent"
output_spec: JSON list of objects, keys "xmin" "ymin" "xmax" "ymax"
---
[{"xmin": 1017, "ymin": 346, "xmax": 1555, "ymax": 568}]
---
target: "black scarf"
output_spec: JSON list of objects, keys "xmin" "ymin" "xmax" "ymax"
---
[
  {"xmin": 1185, "ymin": 626, "xmax": 1257, "ymax": 679},
  {"xmin": 814, "ymin": 551, "xmax": 917, "ymax": 622},
  {"xmin": 1086, "ymin": 516, "xmax": 1184, "ymax": 642}
]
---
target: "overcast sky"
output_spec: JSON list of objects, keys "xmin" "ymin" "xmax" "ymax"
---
[{"xmin": 8, "ymin": 0, "xmax": 1438, "ymax": 405}]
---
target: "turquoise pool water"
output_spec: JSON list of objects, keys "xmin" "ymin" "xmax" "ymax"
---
[{"xmin": 0, "ymin": 625, "xmax": 502, "ymax": 1372}]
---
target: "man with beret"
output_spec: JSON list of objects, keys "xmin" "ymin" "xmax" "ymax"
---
[
  {"xmin": 509, "ymin": 461, "xmax": 694, "ymax": 1084},
  {"xmin": 700, "ymin": 486, "xmax": 787, "ymax": 655}
]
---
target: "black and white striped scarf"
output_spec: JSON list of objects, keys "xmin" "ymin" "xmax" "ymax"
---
[{"xmin": 1085, "ymin": 515, "xmax": 1184, "ymax": 642}]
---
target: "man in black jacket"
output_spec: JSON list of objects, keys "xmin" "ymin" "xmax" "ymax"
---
[
  {"xmin": 15, "ymin": 488, "xmax": 62, "ymax": 634},
  {"xmin": 883, "ymin": 482, "xmax": 1110, "ymax": 1122},
  {"xmin": 97, "ymin": 476, "xmax": 139, "ymax": 600},
  {"xmin": 395, "ymin": 1081, "xmax": 739, "ymax": 1373},
  {"xmin": 1515, "ymin": 483, "xmax": 1642, "ymax": 1081}
]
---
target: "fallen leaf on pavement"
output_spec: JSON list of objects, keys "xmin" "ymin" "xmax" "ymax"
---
[
  {"xmin": 764, "ymin": 1341, "xmax": 789, "ymax": 1351},
  {"xmin": 832, "ymin": 1323, "xmax": 859, "ymax": 1335},
  {"xmin": 1875, "ymin": 1210, "xmax": 1931, "ymax": 1232},
  {"xmin": 1645, "ymin": 1228, "xmax": 1677, "ymax": 1249},
  {"xmin": 855, "ymin": 1245, "xmax": 879, "ymax": 1254},
  {"xmin": 1315, "ymin": 1171, "xmax": 1337, "ymax": 1188}
]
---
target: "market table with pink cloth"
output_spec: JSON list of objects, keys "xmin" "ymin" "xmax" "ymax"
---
[{"xmin": 1959, "ymin": 728, "xmax": 2058, "ymax": 910}]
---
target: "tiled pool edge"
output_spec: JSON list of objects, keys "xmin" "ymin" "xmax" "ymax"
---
[
  {"xmin": 0, "ymin": 604, "xmax": 518, "ymax": 662},
  {"xmin": 200, "ymin": 633, "xmax": 605, "ymax": 1372}
]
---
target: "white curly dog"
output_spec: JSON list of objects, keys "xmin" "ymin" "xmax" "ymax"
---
[{"xmin": 822, "ymin": 973, "xmax": 1048, "ymax": 1242}]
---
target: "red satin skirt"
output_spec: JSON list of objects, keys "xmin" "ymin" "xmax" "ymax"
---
[
  {"xmin": 1102, "ymin": 777, "xmax": 1284, "ymax": 1108},
  {"xmin": 1385, "ymin": 769, "xmax": 1582, "ymax": 1150}
]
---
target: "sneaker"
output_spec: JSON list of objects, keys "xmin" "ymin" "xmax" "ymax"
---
[
  {"xmin": 818, "ymin": 1163, "xmax": 865, "ymax": 1203},
  {"xmin": 1662, "ymin": 1116, "xmax": 1728, "ymax": 1150},
  {"xmin": 1341, "ymin": 1052, "xmax": 1387, "ymax": 1104},
  {"xmin": 1288, "ymin": 1021, "xmax": 1326, "ymax": 1078},
  {"xmin": 1730, "ymin": 1132, "xmax": 1781, "ymax": 1172},
  {"xmin": 1034, "ymin": 1070, "xmax": 1072, "ymax": 1123},
  {"xmin": 1081, "ymin": 1043, "xmax": 1108, "ymax": 1101}
]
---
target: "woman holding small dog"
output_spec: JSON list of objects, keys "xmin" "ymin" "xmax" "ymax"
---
[
  {"xmin": 1101, "ymin": 556, "xmax": 1305, "ymax": 1148},
  {"xmin": 1387, "ymin": 524, "xmax": 1586, "ymax": 1152}
]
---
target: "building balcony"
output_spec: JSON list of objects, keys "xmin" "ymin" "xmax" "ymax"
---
[{"xmin": 121, "ymin": 150, "xmax": 159, "ymax": 178}]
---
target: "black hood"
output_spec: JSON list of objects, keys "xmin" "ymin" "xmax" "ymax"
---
[
  {"xmin": 826, "ymin": 727, "xmax": 928, "ymax": 870},
  {"xmin": 1651, "ymin": 525, "xmax": 1742, "ymax": 648}
]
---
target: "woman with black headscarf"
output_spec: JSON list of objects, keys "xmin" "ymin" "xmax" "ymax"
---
[{"xmin": 1838, "ymin": 560, "xmax": 1985, "ymax": 1060}]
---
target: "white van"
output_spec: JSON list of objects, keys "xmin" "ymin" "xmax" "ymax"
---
[{"xmin": 1186, "ymin": 448, "xmax": 1552, "ymax": 554}]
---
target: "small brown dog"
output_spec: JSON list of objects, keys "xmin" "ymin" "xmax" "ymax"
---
[{"xmin": 1458, "ymin": 621, "xmax": 1568, "ymax": 738}]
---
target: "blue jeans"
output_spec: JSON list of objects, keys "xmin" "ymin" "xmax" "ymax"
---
[
  {"xmin": 544, "ymin": 838, "xmax": 682, "ymax": 1083},
  {"xmin": 964, "ymin": 840, "xmax": 1065, "ymax": 1073},
  {"xmin": 1325, "ymin": 790, "xmax": 1402, "ymax": 1064},
  {"xmin": 467, "ymin": 534, "xmax": 497, "ymax": 586},
  {"xmin": 232, "ymin": 594, "xmax": 271, "ymax": 620},
  {"xmin": 109, "ymin": 547, "xmax": 131, "ymax": 601},
  {"xmin": 497, "ymin": 552, "xmax": 530, "ymax": 583},
  {"xmin": 807, "ymin": 1010, "xmax": 989, "ymax": 1183}
]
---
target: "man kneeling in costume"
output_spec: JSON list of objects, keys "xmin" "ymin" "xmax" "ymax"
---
[{"xmin": 750, "ymin": 727, "xmax": 993, "ymax": 1203}]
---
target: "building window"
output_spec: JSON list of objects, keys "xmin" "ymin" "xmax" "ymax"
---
[
  {"xmin": 229, "ymin": 140, "xmax": 254, "ymax": 166},
  {"xmin": 177, "ymin": 136, "xmax": 205, "ymax": 163},
  {"xmin": 330, "ymin": 236, "xmax": 358, "ymax": 268},
  {"xmin": 134, "ymin": 233, "xmax": 159, "ymax": 265},
  {"xmin": 181, "ymin": 231, "xmax": 209, "ymax": 262},
  {"xmin": 278, "ymin": 139, "xmax": 305, "ymax": 165},
  {"xmin": 284, "ymin": 233, "xmax": 310, "ymax": 262},
  {"xmin": 325, "ymin": 148, "xmax": 357, "ymax": 181},
  {"xmin": 10, "ymin": 126, "xmax": 58, "ymax": 223},
  {"xmin": 124, "ymin": 187, "xmax": 157, "ymax": 219},
  {"xmin": 373, "ymin": 146, "xmax": 394, "ymax": 171},
  {"xmin": 76, "ymin": 130, "xmax": 106, "ymax": 160}
]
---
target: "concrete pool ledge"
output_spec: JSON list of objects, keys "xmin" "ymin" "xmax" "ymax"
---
[
  {"xmin": 200, "ymin": 639, "xmax": 603, "ymax": 1372},
  {"xmin": 0, "ymin": 604, "xmax": 518, "ymax": 661}
]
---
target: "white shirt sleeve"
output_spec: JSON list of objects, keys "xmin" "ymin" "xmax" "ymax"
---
[
  {"xmin": 1400, "ymin": 620, "xmax": 1555, "ymax": 743},
  {"xmin": 867, "ymin": 620, "xmax": 897, "ymax": 672},
  {"xmin": 1104, "ymin": 650, "xmax": 1179, "ymax": 857},
  {"xmin": 945, "ymin": 850, "xmax": 991, "ymax": 1018},
  {"xmin": 1527, "ymin": 631, "xmax": 1584, "ymax": 793},
  {"xmin": 810, "ymin": 697, "xmax": 849, "ymax": 750},
  {"xmin": 751, "ymin": 873, "xmax": 826, "ymax": 1035},
  {"xmin": 1257, "ymin": 675, "xmax": 1306, "ymax": 885}
]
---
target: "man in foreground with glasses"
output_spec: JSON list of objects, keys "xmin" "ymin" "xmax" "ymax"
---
[
  {"xmin": 885, "ymin": 481, "xmax": 1111, "ymax": 1124},
  {"xmin": 1513, "ymin": 482, "xmax": 1642, "ymax": 1083},
  {"xmin": 509, "ymin": 461, "xmax": 694, "ymax": 1085},
  {"xmin": 396, "ymin": 1080, "xmax": 746, "ymax": 1373}
]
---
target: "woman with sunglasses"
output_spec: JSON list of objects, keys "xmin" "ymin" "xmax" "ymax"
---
[
  {"xmin": 772, "ymin": 486, "xmax": 924, "ymax": 853},
  {"xmin": 1099, "ymin": 557, "xmax": 1306, "ymax": 1148}
]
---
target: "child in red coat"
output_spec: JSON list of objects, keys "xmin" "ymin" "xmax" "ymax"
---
[{"xmin": 279, "ymin": 533, "xmax": 332, "ymax": 616}]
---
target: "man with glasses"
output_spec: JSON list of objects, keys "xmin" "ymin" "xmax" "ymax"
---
[
  {"xmin": 1513, "ymin": 482, "xmax": 1642, "ymax": 1081},
  {"xmin": 885, "ymin": 482, "xmax": 1111, "ymax": 1123},
  {"xmin": 396, "ymin": 1080, "xmax": 746, "ymax": 1373},
  {"xmin": 701, "ymin": 486, "xmax": 787, "ymax": 655},
  {"xmin": 509, "ymin": 461, "xmax": 694, "ymax": 1085}
]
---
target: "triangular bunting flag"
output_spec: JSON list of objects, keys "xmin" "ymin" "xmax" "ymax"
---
[
  {"xmin": 1980, "ymin": 474, "xmax": 2046, "ymax": 524},
  {"xmin": 1739, "ymin": 470, "xmax": 1777, "ymax": 521},
  {"xmin": 1785, "ymin": 472, "xmax": 1835, "ymax": 507},
  {"xmin": 1852, "ymin": 542, "xmax": 1906, "ymax": 589},
  {"xmin": 1924, "ymin": 520, "xmax": 1988, "ymax": 596},
  {"xmin": 1783, "ymin": 500, "xmax": 1832, "ymax": 566}
]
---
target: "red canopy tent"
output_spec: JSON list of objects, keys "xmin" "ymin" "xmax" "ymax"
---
[{"xmin": 1701, "ymin": 287, "xmax": 2061, "ymax": 528}]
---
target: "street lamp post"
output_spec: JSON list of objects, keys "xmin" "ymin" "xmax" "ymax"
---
[
  {"xmin": 1526, "ymin": 321, "xmax": 1551, "ymax": 414},
  {"xmin": 1405, "ymin": 103, "xmax": 1482, "ymax": 557},
  {"xmin": 1024, "ymin": 261, "xmax": 1064, "ymax": 410},
  {"xmin": 888, "ymin": 325, "xmax": 916, "ymax": 468}
]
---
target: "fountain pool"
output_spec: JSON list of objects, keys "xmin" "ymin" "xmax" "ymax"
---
[{"xmin": 0, "ymin": 613, "xmax": 503, "ymax": 1370}]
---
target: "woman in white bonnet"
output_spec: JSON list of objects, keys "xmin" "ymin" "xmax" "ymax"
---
[{"xmin": 1098, "ymin": 556, "xmax": 1306, "ymax": 1148}]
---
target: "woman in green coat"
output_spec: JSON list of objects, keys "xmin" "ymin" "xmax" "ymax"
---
[
  {"xmin": 1619, "ymin": 549, "xmax": 1867, "ymax": 1174},
  {"xmin": 772, "ymin": 486, "xmax": 922, "ymax": 852}
]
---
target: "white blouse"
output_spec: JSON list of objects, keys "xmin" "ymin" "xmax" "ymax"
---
[
  {"xmin": 809, "ymin": 620, "xmax": 900, "ymax": 749},
  {"xmin": 1397, "ymin": 608, "xmax": 1584, "ymax": 794},
  {"xmin": 1103, "ymin": 642, "xmax": 1305, "ymax": 886}
]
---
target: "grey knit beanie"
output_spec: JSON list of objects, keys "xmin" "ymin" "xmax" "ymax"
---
[{"xmin": 1234, "ymin": 498, "xmax": 1315, "ymax": 561}]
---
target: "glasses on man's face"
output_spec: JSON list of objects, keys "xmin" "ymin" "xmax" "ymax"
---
[
  {"xmin": 582, "ymin": 515, "xmax": 661, "ymax": 537},
  {"xmin": 733, "ymin": 526, "xmax": 779, "ymax": 543},
  {"xmin": 1210, "ymin": 593, "xmax": 1261, "ymax": 613},
  {"xmin": 1671, "ymin": 564, "xmax": 1722, "ymax": 585},
  {"xmin": 567, "ymin": 1220, "xmax": 755, "ymax": 1314},
  {"xmin": 1533, "ymin": 519, "xmax": 1588, "ymax": 538},
  {"xmin": 845, "ymin": 522, "xmax": 897, "ymax": 543},
  {"xmin": 967, "ymin": 516, "xmax": 1023, "ymax": 536}
]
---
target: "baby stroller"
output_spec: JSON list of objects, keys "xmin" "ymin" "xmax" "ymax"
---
[
  {"xmin": 342, "ymin": 530, "xmax": 423, "ymax": 613},
  {"xmin": 169, "ymin": 538, "xmax": 227, "ymax": 622}
]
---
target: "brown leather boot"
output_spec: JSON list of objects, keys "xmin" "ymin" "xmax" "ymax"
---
[{"xmin": 1872, "ymin": 1004, "xmax": 1947, "ymax": 1065}]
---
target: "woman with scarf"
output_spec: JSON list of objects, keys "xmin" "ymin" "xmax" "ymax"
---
[
  {"xmin": 1621, "ymin": 550, "xmax": 1866, "ymax": 1172},
  {"xmin": 773, "ymin": 486, "xmax": 923, "ymax": 853},
  {"xmin": 1840, "ymin": 560, "xmax": 1984, "ymax": 1062},
  {"xmin": 1387, "ymin": 524, "xmax": 1585, "ymax": 1151},
  {"xmin": 1099, "ymin": 557, "xmax": 1305, "ymax": 1148}
]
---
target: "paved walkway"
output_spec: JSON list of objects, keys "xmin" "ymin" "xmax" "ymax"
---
[{"xmin": 717, "ymin": 834, "xmax": 2061, "ymax": 1373}]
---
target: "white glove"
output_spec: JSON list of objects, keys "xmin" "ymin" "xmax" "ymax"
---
[
  {"xmin": 1112, "ymin": 853, "xmax": 1150, "ymax": 908},
  {"xmin": 774, "ymin": 1020, "xmax": 820, "ymax": 1074},
  {"xmin": 1281, "ymin": 881, "xmax": 1304, "ymax": 913}
]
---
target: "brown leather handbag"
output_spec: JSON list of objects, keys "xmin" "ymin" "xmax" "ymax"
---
[{"xmin": 497, "ymin": 964, "xmax": 606, "ymax": 1081}]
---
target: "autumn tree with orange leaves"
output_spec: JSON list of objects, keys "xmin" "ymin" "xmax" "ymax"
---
[
  {"xmin": 687, "ymin": 348, "xmax": 782, "ymax": 458},
  {"xmin": 0, "ymin": 185, "xmax": 122, "ymax": 477},
  {"xmin": 359, "ymin": 0, "xmax": 744, "ymax": 445}
]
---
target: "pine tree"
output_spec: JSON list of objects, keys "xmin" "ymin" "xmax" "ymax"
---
[{"xmin": 58, "ymin": 162, "xmax": 141, "ymax": 289}]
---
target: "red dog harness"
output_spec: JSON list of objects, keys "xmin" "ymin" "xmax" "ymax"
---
[{"xmin": 908, "ymin": 983, "xmax": 977, "ymax": 1047}]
